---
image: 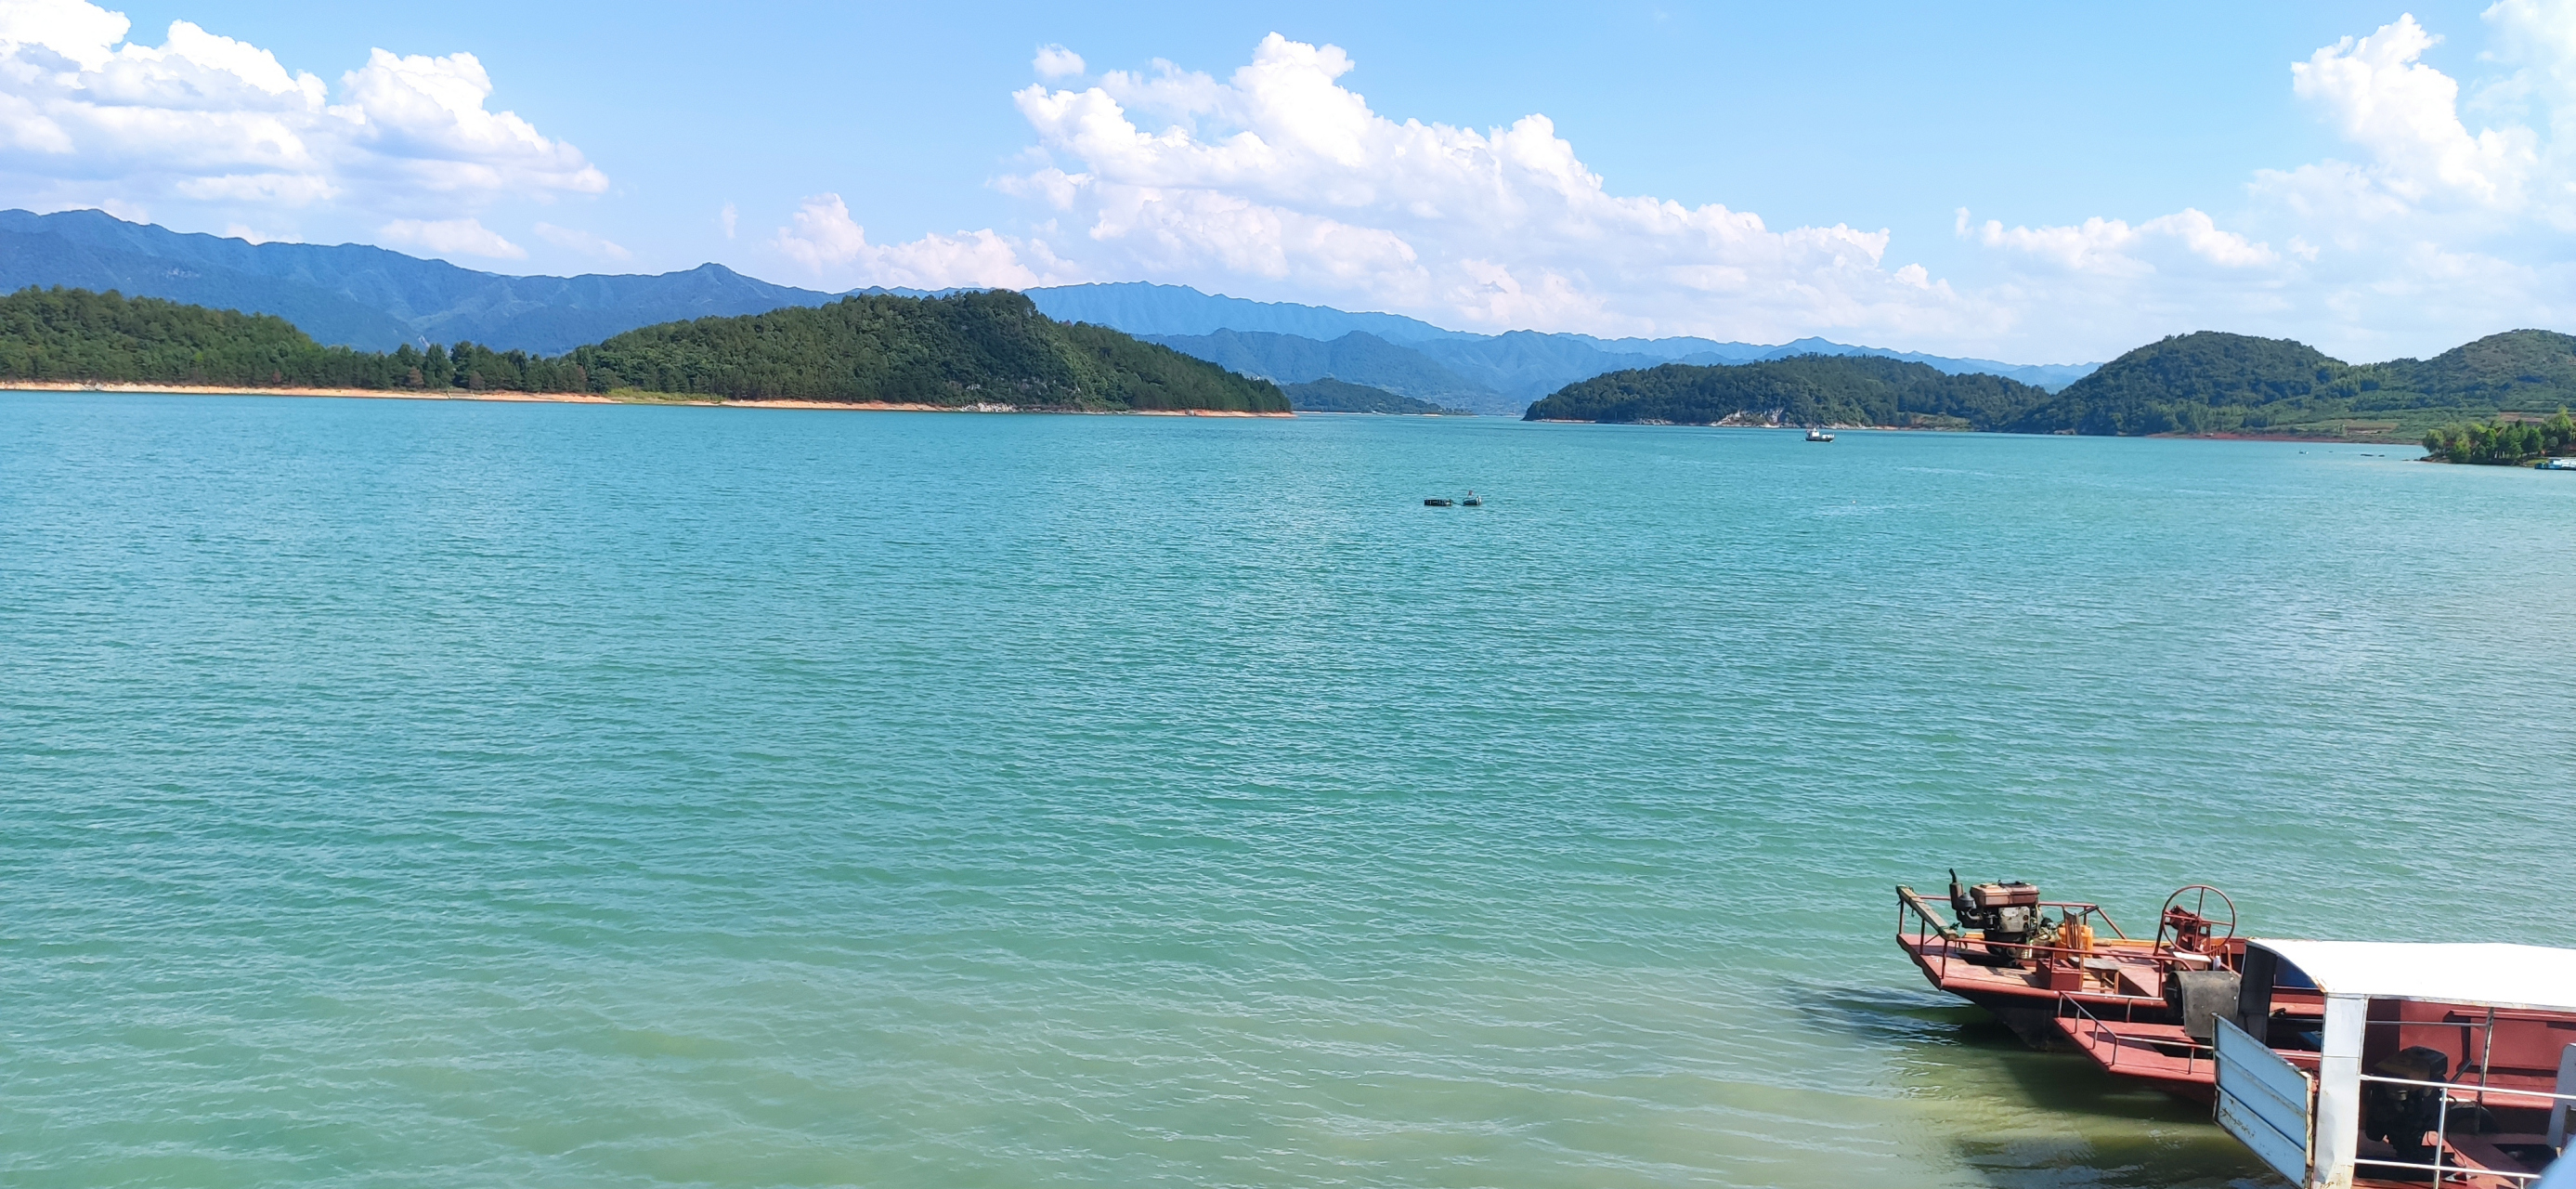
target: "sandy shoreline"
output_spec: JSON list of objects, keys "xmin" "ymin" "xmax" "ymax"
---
[
  {"xmin": 4, "ymin": 381, "xmax": 621, "ymax": 403},
  {"xmin": 1, "ymin": 382, "xmax": 1294, "ymax": 417}
]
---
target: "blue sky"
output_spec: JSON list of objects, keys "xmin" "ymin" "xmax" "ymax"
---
[{"xmin": 1, "ymin": 0, "xmax": 2563, "ymax": 360}]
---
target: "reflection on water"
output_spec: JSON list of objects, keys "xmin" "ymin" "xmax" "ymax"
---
[{"xmin": 1815, "ymin": 985, "xmax": 2282, "ymax": 1188}]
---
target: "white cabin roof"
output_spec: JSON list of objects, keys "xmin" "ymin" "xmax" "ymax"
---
[{"xmin": 2254, "ymin": 939, "xmax": 2576, "ymax": 1013}]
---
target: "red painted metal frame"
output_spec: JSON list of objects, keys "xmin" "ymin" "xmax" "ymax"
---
[{"xmin": 1895, "ymin": 886, "xmax": 2236, "ymax": 1024}]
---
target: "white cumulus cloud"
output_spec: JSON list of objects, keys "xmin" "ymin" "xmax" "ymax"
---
[
  {"xmin": 1955, "ymin": 7, "xmax": 2576, "ymax": 359},
  {"xmin": 333, "ymin": 48, "xmax": 605, "ymax": 197},
  {"xmin": 1964, "ymin": 208, "xmax": 2278, "ymax": 276},
  {"xmin": 380, "ymin": 216, "xmax": 523, "ymax": 259},
  {"xmin": 1032, "ymin": 44, "xmax": 1084, "ymax": 80},
  {"xmin": 969, "ymin": 20, "xmax": 2576, "ymax": 359},
  {"xmin": 532, "ymin": 221, "xmax": 630, "ymax": 260},
  {"xmin": 0, "ymin": 0, "xmax": 601, "ymax": 240},
  {"xmin": 2286, "ymin": 16, "xmax": 2532, "ymax": 211},
  {"xmin": 998, "ymin": 33, "xmax": 1978, "ymax": 343},
  {"xmin": 770, "ymin": 192, "xmax": 1076, "ymax": 290}
]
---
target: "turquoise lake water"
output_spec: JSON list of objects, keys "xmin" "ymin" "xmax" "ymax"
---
[{"xmin": 4, "ymin": 392, "xmax": 2573, "ymax": 1188}]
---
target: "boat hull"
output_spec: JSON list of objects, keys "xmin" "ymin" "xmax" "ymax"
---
[{"xmin": 1956, "ymin": 989, "xmax": 2077, "ymax": 1049}]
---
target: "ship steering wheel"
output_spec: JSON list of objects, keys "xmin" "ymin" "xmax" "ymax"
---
[{"xmin": 2154, "ymin": 884, "xmax": 2238, "ymax": 954}]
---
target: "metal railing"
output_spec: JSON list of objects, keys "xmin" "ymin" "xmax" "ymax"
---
[
  {"xmin": 2350, "ymin": 1072, "xmax": 2576, "ymax": 1186},
  {"xmin": 2059, "ymin": 994, "xmax": 2213, "ymax": 1077},
  {"xmin": 1895, "ymin": 887, "xmax": 2232, "ymax": 1011}
]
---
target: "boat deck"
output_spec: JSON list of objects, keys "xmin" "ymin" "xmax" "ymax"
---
[
  {"xmin": 2351, "ymin": 1131, "xmax": 2560, "ymax": 1189},
  {"xmin": 2054, "ymin": 1015, "xmax": 2305, "ymax": 1099},
  {"xmin": 1896, "ymin": 933, "xmax": 2195, "ymax": 1014}
]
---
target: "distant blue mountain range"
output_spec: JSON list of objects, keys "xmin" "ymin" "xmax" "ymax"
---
[
  {"xmin": 0, "ymin": 209, "xmax": 2099, "ymax": 412},
  {"xmin": 0, "ymin": 208, "xmax": 843, "ymax": 354},
  {"xmin": 1025, "ymin": 282, "xmax": 2096, "ymax": 412},
  {"xmin": 1014, "ymin": 281, "xmax": 1477, "ymax": 345}
]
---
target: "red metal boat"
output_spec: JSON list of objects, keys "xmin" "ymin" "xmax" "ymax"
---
[
  {"xmin": 2207, "ymin": 939, "xmax": 2576, "ymax": 1189},
  {"xmin": 1902, "ymin": 881, "xmax": 2576, "ymax": 1184},
  {"xmin": 1895, "ymin": 873, "xmax": 2247, "ymax": 1046}
]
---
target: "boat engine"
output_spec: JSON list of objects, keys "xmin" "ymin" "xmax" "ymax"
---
[
  {"xmin": 2363, "ymin": 1047, "xmax": 2453, "ymax": 1165},
  {"xmin": 1948, "ymin": 870, "xmax": 2042, "ymax": 965}
]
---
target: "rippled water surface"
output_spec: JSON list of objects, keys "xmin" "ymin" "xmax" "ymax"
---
[{"xmin": 5, "ymin": 392, "xmax": 2572, "ymax": 1188}]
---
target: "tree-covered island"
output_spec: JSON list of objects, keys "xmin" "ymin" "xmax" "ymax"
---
[
  {"xmin": 1522, "ymin": 354, "xmax": 2048, "ymax": 429},
  {"xmin": 1523, "ymin": 329, "xmax": 2576, "ymax": 464},
  {"xmin": 0, "ymin": 286, "xmax": 1289, "ymax": 414},
  {"xmin": 1281, "ymin": 376, "xmax": 1473, "ymax": 414}
]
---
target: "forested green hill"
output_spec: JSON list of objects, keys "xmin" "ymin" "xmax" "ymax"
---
[
  {"xmin": 571, "ymin": 292, "xmax": 1283, "ymax": 411},
  {"xmin": 2005, "ymin": 333, "xmax": 2338, "ymax": 435},
  {"xmin": 2385, "ymin": 329, "xmax": 2576, "ymax": 402},
  {"xmin": 0, "ymin": 286, "xmax": 1286, "ymax": 413},
  {"xmin": 1525, "ymin": 329, "xmax": 2576, "ymax": 444},
  {"xmin": 2010, "ymin": 330, "xmax": 2576, "ymax": 437},
  {"xmin": 1281, "ymin": 377, "xmax": 1469, "ymax": 414},
  {"xmin": 1521, "ymin": 355, "xmax": 2049, "ymax": 428},
  {"xmin": 0, "ymin": 286, "xmax": 448, "ymax": 389}
]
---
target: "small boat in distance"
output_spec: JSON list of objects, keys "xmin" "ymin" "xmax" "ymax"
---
[
  {"xmin": 1424, "ymin": 497, "xmax": 1453, "ymax": 507},
  {"xmin": 1807, "ymin": 428, "xmax": 1835, "ymax": 442},
  {"xmin": 1462, "ymin": 490, "xmax": 1482, "ymax": 506}
]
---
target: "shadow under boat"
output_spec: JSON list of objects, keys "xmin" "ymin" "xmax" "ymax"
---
[{"xmin": 1804, "ymin": 982, "xmax": 2272, "ymax": 1189}]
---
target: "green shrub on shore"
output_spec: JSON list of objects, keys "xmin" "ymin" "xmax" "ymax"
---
[{"xmin": 2422, "ymin": 410, "xmax": 2575, "ymax": 464}]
